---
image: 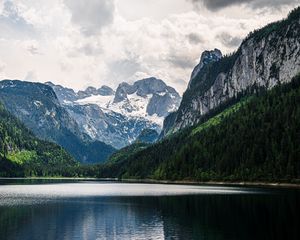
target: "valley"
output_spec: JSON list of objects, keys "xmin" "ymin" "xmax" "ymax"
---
[{"xmin": 0, "ymin": 6, "xmax": 300, "ymax": 183}]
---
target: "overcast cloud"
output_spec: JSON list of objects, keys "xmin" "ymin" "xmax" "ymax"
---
[
  {"xmin": 64, "ymin": 0, "xmax": 115, "ymax": 36},
  {"xmin": 189, "ymin": 0, "xmax": 299, "ymax": 11},
  {"xmin": 0, "ymin": 0, "xmax": 298, "ymax": 93}
]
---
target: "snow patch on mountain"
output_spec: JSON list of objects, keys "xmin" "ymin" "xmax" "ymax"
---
[{"xmin": 47, "ymin": 77, "xmax": 181, "ymax": 148}]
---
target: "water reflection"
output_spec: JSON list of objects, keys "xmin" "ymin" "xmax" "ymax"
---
[{"xmin": 0, "ymin": 182, "xmax": 299, "ymax": 240}]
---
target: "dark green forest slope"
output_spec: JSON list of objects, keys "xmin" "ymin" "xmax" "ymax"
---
[
  {"xmin": 96, "ymin": 74, "xmax": 300, "ymax": 182},
  {"xmin": 0, "ymin": 103, "xmax": 77, "ymax": 177}
]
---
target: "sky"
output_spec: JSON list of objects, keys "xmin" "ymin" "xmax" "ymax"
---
[{"xmin": 0, "ymin": 0, "xmax": 298, "ymax": 94}]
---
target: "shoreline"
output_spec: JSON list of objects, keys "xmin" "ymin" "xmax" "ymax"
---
[{"xmin": 1, "ymin": 177, "xmax": 300, "ymax": 189}]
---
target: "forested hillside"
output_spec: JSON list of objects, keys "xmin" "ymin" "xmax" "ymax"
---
[
  {"xmin": 96, "ymin": 74, "xmax": 300, "ymax": 182},
  {"xmin": 0, "ymin": 80, "xmax": 116, "ymax": 164},
  {"xmin": 165, "ymin": 7, "xmax": 300, "ymax": 134},
  {"xmin": 0, "ymin": 103, "xmax": 78, "ymax": 177}
]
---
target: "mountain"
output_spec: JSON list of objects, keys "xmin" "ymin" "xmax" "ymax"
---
[
  {"xmin": 45, "ymin": 82, "xmax": 115, "ymax": 102},
  {"xmin": 0, "ymin": 102, "xmax": 77, "ymax": 177},
  {"xmin": 107, "ymin": 143, "xmax": 149, "ymax": 164},
  {"xmin": 47, "ymin": 77, "xmax": 181, "ymax": 148},
  {"xmin": 0, "ymin": 80, "xmax": 115, "ymax": 164},
  {"xmin": 97, "ymin": 73, "xmax": 300, "ymax": 181},
  {"xmin": 89, "ymin": 8, "xmax": 300, "ymax": 182},
  {"xmin": 163, "ymin": 7, "xmax": 300, "ymax": 135},
  {"xmin": 136, "ymin": 129, "xmax": 159, "ymax": 144}
]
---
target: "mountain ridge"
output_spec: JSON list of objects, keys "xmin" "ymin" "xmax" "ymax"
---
[
  {"xmin": 47, "ymin": 77, "xmax": 181, "ymax": 148},
  {"xmin": 98, "ymin": 73, "xmax": 300, "ymax": 181},
  {"xmin": 163, "ymin": 7, "xmax": 300, "ymax": 135},
  {"xmin": 0, "ymin": 101, "xmax": 77, "ymax": 177},
  {"xmin": 0, "ymin": 80, "xmax": 116, "ymax": 164}
]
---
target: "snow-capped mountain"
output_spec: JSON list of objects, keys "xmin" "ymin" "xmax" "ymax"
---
[
  {"xmin": 0, "ymin": 80, "xmax": 116, "ymax": 164},
  {"xmin": 46, "ymin": 77, "xmax": 181, "ymax": 148}
]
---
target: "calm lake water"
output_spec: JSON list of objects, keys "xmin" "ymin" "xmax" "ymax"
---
[{"xmin": 0, "ymin": 180, "xmax": 299, "ymax": 240}]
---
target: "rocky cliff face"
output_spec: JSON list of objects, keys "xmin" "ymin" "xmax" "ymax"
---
[
  {"xmin": 64, "ymin": 103, "xmax": 159, "ymax": 148},
  {"xmin": 136, "ymin": 129, "xmax": 159, "ymax": 144},
  {"xmin": 164, "ymin": 7, "xmax": 300, "ymax": 134},
  {"xmin": 188, "ymin": 49, "xmax": 222, "ymax": 89},
  {"xmin": 0, "ymin": 80, "xmax": 115, "ymax": 163},
  {"xmin": 46, "ymin": 82, "xmax": 115, "ymax": 103}
]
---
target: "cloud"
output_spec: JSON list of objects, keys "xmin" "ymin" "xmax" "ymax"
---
[
  {"xmin": 216, "ymin": 32, "xmax": 242, "ymax": 48},
  {"xmin": 0, "ymin": 60, "xmax": 5, "ymax": 73},
  {"xmin": 188, "ymin": 0, "xmax": 299, "ymax": 11},
  {"xmin": 24, "ymin": 70, "xmax": 37, "ymax": 81},
  {"xmin": 79, "ymin": 42, "xmax": 103, "ymax": 56},
  {"xmin": 64, "ymin": 0, "xmax": 115, "ymax": 36},
  {"xmin": 107, "ymin": 53, "xmax": 142, "ymax": 83},
  {"xmin": 27, "ymin": 45, "xmax": 41, "ymax": 55},
  {"xmin": 0, "ymin": 0, "xmax": 296, "ymax": 94},
  {"xmin": 168, "ymin": 53, "xmax": 196, "ymax": 69},
  {"xmin": 0, "ymin": 0, "xmax": 35, "ymax": 39},
  {"xmin": 187, "ymin": 33, "xmax": 203, "ymax": 45}
]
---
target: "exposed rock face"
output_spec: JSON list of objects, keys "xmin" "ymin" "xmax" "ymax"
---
[
  {"xmin": 113, "ymin": 77, "xmax": 181, "ymax": 117},
  {"xmin": 77, "ymin": 86, "xmax": 115, "ymax": 99},
  {"xmin": 98, "ymin": 85, "xmax": 115, "ymax": 96},
  {"xmin": 0, "ymin": 80, "xmax": 115, "ymax": 164},
  {"xmin": 188, "ymin": 48, "xmax": 222, "ymax": 89},
  {"xmin": 0, "ymin": 80, "xmax": 80, "ymax": 139},
  {"xmin": 46, "ymin": 82, "xmax": 115, "ymax": 103},
  {"xmin": 64, "ymin": 103, "xmax": 159, "ymax": 148},
  {"xmin": 163, "ymin": 8, "xmax": 300, "ymax": 135},
  {"xmin": 48, "ymin": 77, "xmax": 181, "ymax": 148},
  {"xmin": 136, "ymin": 129, "xmax": 159, "ymax": 144},
  {"xmin": 45, "ymin": 82, "xmax": 78, "ymax": 102}
]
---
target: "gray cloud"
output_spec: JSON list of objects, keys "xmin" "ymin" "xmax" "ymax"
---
[
  {"xmin": 0, "ymin": 63, "xmax": 5, "ymax": 73},
  {"xmin": 79, "ymin": 43, "xmax": 103, "ymax": 56},
  {"xmin": 64, "ymin": 0, "xmax": 115, "ymax": 36},
  {"xmin": 187, "ymin": 33, "xmax": 203, "ymax": 45},
  {"xmin": 0, "ymin": 0, "xmax": 35, "ymax": 39},
  {"xmin": 24, "ymin": 70, "xmax": 37, "ymax": 81},
  {"xmin": 188, "ymin": 0, "xmax": 298, "ymax": 11},
  {"xmin": 217, "ymin": 32, "xmax": 242, "ymax": 48},
  {"xmin": 27, "ymin": 46, "xmax": 41, "ymax": 55},
  {"xmin": 168, "ymin": 54, "xmax": 196, "ymax": 69},
  {"xmin": 108, "ymin": 55, "xmax": 142, "ymax": 83}
]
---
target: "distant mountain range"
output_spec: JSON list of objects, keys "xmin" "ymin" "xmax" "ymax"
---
[
  {"xmin": 98, "ymin": 6, "xmax": 300, "ymax": 182},
  {"xmin": 46, "ymin": 77, "xmax": 181, "ymax": 148},
  {"xmin": 0, "ymin": 77, "xmax": 181, "ymax": 164},
  {"xmin": 0, "ymin": 80, "xmax": 115, "ymax": 164},
  {"xmin": 1, "ymin": 6, "xmax": 300, "ymax": 181}
]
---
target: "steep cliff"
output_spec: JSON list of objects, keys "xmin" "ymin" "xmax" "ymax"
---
[{"xmin": 164, "ymin": 7, "xmax": 300, "ymax": 134}]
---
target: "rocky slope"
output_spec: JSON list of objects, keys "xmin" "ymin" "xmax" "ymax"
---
[
  {"xmin": 47, "ymin": 77, "xmax": 181, "ymax": 148},
  {"xmin": 136, "ymin": 129, "xmax": 159, "ymax": 144},
  {"xmin": 163, "ymin": 7, "xmax": 300, "ymax": 135},
  {"xmin": 0, "ymin": 102, "xmax": 77, "ymax": 177},
  {"xmin": 99, "ymin": 73, "xmax": 300, "ymax": 181},
  {"xmin": 0, "ymin": 80, "xmax": 115, "ymax": 164}
]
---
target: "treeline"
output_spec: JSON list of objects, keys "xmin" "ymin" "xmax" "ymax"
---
[
  {"xmin": 95, "ymin": 74, "xmax": 300, "ymax": 182},
  {"xmin": 2, "ymin": 74, "xmax": 300, "ymax": 181},
  {"xmin": 0, "ymin": 103, "xmax": 77, "ymax": 177}
]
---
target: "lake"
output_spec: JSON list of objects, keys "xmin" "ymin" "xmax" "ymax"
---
[{"xmin": 0, "ymin": 179, "xmax": 299, "ymax": 240}]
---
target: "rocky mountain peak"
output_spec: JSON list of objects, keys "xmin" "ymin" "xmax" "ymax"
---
[
  {"xmin": 188, "ymin": 48, "xmax": 222, "ymax": 89},
  {"xmin": 46, "ymin": 77, "xmax": 181, "ymax": 148},
  {"xmin": 113, "ymin": 77, "xmax": 176, "ymax": 103},
  {"xmin": 162, "ymin": 8, "xmax": 300, "ymax": 136},
  {"xmin": 98, "ymin": 85, "xmax": 115, "ymax": 96},
  {"xmin": 200, "ymin": 48, "xmax": 222, "ymax": 65}
]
